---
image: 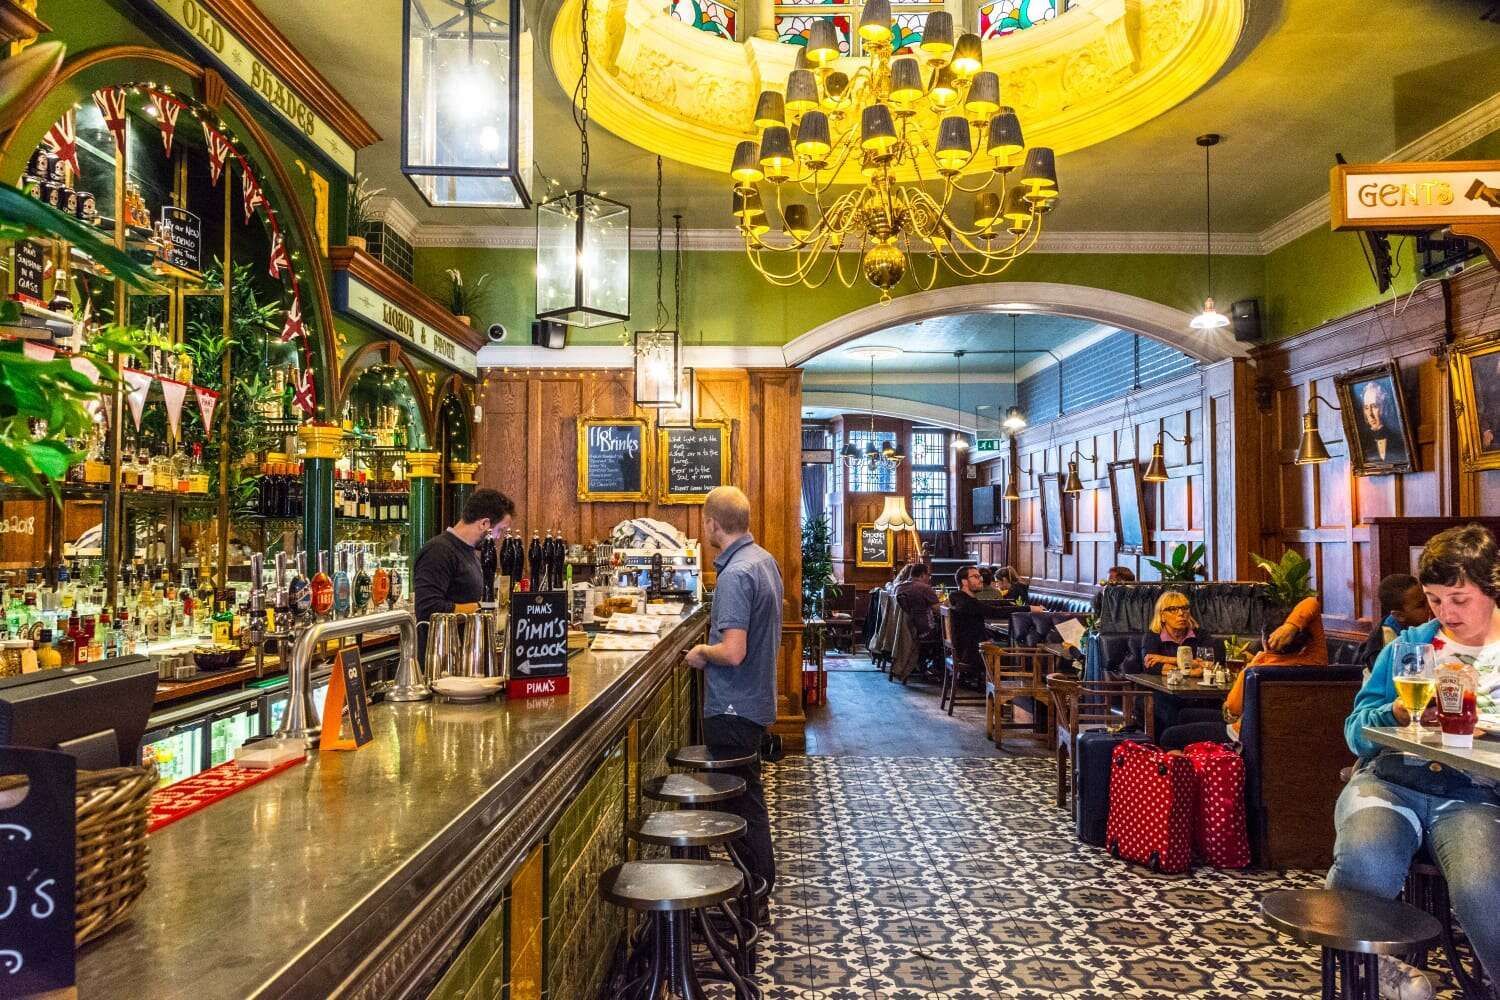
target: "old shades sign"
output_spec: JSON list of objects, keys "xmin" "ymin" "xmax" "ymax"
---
[{"xmin": 507, "ymin": 591, "xmax": 570, "ymax": 700}]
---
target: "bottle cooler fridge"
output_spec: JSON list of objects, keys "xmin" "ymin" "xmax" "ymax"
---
[{"xmin": 141, "ymin": 719, "xmax": 208, "ymax": 787}]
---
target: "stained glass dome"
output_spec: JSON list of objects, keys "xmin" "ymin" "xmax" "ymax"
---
[{"xmin": 668, "ymin": 0, "xmax": 1062, "ymax": 51}]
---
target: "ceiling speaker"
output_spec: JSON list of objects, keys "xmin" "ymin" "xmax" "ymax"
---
[
  {"xmin": 531, "ymin": 319, "xmax": 567, "ymax": 350},
  {"xmin": 1229, "ymin": 299, "xmax": 1261, "ymax": 343}
]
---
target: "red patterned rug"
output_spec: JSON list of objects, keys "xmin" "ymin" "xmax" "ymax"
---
[{"xmin": 148, "ymin": 756, "xmax": 305, "ymax": 833}]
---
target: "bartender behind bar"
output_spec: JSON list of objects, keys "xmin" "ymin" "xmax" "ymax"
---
[{"xmin": 414, "ymin": 488, "xmax": 516, "ymax": 628}]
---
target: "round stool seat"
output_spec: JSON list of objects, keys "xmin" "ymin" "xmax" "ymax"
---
[
  {"xmin": 1262, "ymin": 889, "xmax": 1442, "ymax": 955},
  {"xmin": 629, "ymin": 809, "xmax": 747, "ymax": 848},
  {"xmin": 643, "ymin": 771, "xmax": 746, "ymax": 805},
  {"xmin": 599, "ymin": 860, "xmax": 743, "ymax": 912},
  {"xmin": 668, "ymin": 744, "xmax": 759, "ymax": 770}
]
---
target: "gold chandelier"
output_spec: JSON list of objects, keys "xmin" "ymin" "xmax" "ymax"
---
[{"xmin": 729, "ymin": 3, "xmax": 1059, "ymax": 298}]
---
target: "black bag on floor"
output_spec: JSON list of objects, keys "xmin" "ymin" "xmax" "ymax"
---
[{"xmin": 1075, "ymin": 728, "xmax": 1140, "ymax": 846}]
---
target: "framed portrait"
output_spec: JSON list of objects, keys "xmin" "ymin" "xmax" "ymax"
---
[
  {"xmin": 854, "ymin": 523, "xmax": 893, "ymax": 568},
  {"xmin": 1451, "ymin": 339, "xmax": 1500, "ymax": 473},
  {"xmin": 1108, "ymin": 459, "xmax": 1148, "ymax": 554},
  {"xmin": 1039, "ymin": 473, "xmax": 1069, "ymax": 554},
  {"xmin": 1334, "ymin": 361, "xmax": 1418, "ymax": 476}
]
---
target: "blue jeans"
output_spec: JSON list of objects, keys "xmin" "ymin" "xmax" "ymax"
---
[{"xmin": 1327, "ymin": 763, "xmax": 1500, "ymax": 985}]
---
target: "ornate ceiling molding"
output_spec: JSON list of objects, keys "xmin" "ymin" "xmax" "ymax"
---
[{"xmin": 547, "ymin": 0, "xmax": 1245, "ymax": 185}]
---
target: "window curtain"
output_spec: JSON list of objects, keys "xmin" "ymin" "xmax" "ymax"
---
[{"xmin": 801, "ymin": 426, "xmax": 830, "ymax": 526}]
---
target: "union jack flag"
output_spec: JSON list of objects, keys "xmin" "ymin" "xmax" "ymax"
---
[
  {"xmin": 292, "ymin": 367, "xmax": 316, "ymax": 416},
  {"xmin": 44, "ymin": 109, "xmax": 79, "ymax": 177},
  {"xmin": 279, "ymin": 293, "xmax": 307, "ymax": 342},
  {"xmin": 240, "ymin": 161, "xmax": 267, "ymax": 223},
  {"xmin": 203, "ymin": 121, "xmax": 233, "ymax": 186},
  {"xmin": 267, "ymin": 226, "xmax": 290, "ymax": 279},
  {"xmin": 92, "ymin": 86, "xmax": 128, "ymax": 154},
  {"xmin": 151, "ymin": 92, "xmax": 182, "ymax": 158}
]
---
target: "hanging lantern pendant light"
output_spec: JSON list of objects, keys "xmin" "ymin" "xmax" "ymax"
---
[
  {"xmin": 658, "ymin": 214, "xmax": 696, "ymax": 428},
  {"xmin": 1191, "ymin": 133, "xmax": 1229, "ymax": 331},
  {"xmin": 635, "ymin": 156, "xmax": 680, "ymax": 408}
]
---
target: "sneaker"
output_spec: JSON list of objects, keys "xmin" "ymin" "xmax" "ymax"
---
[{"xmin": 1378, "ymin": 957, "xmax": 1435, "ymax": 1000}]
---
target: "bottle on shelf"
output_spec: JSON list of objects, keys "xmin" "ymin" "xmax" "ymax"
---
[
  {"xmin": 196, "ymin": 570, "xmax": 215, "ymax": 636},
  {"xmin": 310, "ymin": 551, "xmax": 333, "ymax": 619},
  {"xmin": 357, "ymin": 473, "xmax": 371, "ymax": 520},
  {"xmin": 211, "ymin": 593, "xmax": 235, "ymax": 646},
  {"xmin": 189, "ymin": 444, "xmax": 209, "ymax": 494},
  {"xmin": 179, "ymin": 567, "xmax": 194, "ymax": 629},
  {"xmin": 289, "ymin": 462, "xmax": 304, "ymax": 518}
]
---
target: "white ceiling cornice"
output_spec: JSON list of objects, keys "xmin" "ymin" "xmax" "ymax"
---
[
  {"xmin": 411, "ymin": 94, "xmax": 1500, "ymax": 258},
  {"xmin": 368, "ymin": 195, "xmax": 420, "ymax": 243}
]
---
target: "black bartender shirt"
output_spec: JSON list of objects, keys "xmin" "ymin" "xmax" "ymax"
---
[{"xmin": 413, "ymin": 529, "xmax": 486, "ymax": 623}]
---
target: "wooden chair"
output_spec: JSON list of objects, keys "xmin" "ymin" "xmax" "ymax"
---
[
  {"xmin": 979, "ymin": 643, "xmax": 1052, "ymax": 749},
  {"xmin": 1045, "ymin": 673, "xmax": 1150, "ymax": 810},
  {"xmin": 823, "ymin": 584, "xmax": 858, "ymax": 652},
  {"xmin": 939, "ymin": 607, "xmax": 987, "ymax": 716}
]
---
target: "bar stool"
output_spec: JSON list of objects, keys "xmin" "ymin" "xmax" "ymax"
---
[
  {"xmin": 1262, "ymin": 888, "xmax": 1443, "ymax": 999},
  {"xmin": 668, "ymin": 744, "xmax": 759, "ymax": 771},
  {"xmin": 627, "ymin": 810, "xmax": 759, "ymax": 982},
  {"xmin": 642, "ymin": 771, "xmax": 745, "ymax": 807},
  {"xmin": 600, "ymin": 859, "xmax": 756, "ymax": 1000}
]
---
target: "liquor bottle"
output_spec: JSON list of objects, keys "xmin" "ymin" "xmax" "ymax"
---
[
  {"xmin": 211, "ymin": 595, "xmax": 234, "ymax": 646},
  {"xmin": 138, "ymin": 446, "xmax": 155, "ymax": 491},
  {"xmin": 291, "ymin": 462, "xmax": 304, "ymax": 517},
  {"xmin": 196, "ymin": 570, "xmax": 215, "ymax": 636},
  {"xmin": 310, "ymin": 551, "xmax": 334, "ymax": 619},
  {"xmin": 479, "ymin": 534, "xmax": 497, "ymax": 603},
  {"xmin": 189, "ymin": 444, "xmax": 209, "ymax": 494},
  {"xmin": 55, "ymin": 626, "xmax": 76, "ymax": 668},
  {"xmin": 352, "ymin": 548, "xmax": 371, "ymax": 615},
  {"xmin": 332, "ymin": 549, "xmax": 351, "ymax": 618},
  {"xmin": 179, "ymin": 567, "xmax": 195, "ymax": 629},
  {"xmin": 57, "ymin": 564, "xmax": 73, "ymax": 612},
  {"xmin": 528, "ymin": 532, "xmax": 543, "ymax": 592},
  {"xmin": 357, "ymin": 473, "xmax": 371, "ymax": 519}
]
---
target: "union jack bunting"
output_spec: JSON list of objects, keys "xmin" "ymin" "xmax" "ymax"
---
[
  {"xmin": 92, "ymin": 87, "xmax": 128, "ymax": 154},
  {"xmin": 240, "ymin": 161, "xmax": 268, "ymax": 223},
  {"xmin": 267, "ymin": 226, "xmax": 290, "ymax": 279},
  {"xmin": 151, "ymin": 92, "xmax": 182, "ymax": 157},
  {"xmin": 292, "ymin": 367, "xmax": 316, "ymax": 416},
  {"xmin": 279, "ymin": 292, "xmax": 307, "ymax": 342},
  {"xmin": 202, "ymin": 122, "xmax": 233, "ymax": 186},
  {"xmin": 44, "ymin": 109, "xmax": 79, "ymax": 176}
]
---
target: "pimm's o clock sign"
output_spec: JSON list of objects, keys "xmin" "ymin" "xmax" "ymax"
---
[{"xmin": 1331, "ymin": 160, "xmax": 1500, "ymax": 265}]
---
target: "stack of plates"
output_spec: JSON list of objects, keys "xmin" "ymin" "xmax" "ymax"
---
[{"xmin": 432, "ymin": 676, "xmax": 505, "ymax": 702}]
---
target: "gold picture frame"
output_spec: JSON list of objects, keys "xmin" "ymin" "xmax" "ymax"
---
[
  {"xmin": 577, "ymin": 417, "xmax": 651, "ymax": 501},
  {"xmin": 656, "ymin": 421, "xmax": 729, "ymax": 505},
  {"xmin": 855, "ymin": 523, "xmax": 893, "ymax": 568},
  {"xmin": 1334, "ymin": 361, "xmax": 1418, "ymax": 476},
  {"xmin": 1451, "ymin": 338, "xmax": 1500, "ymax": 472}
]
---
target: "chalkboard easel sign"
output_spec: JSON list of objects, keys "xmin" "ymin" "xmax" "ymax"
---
[
  {"xmin": 855, "ymin": 523, "xmax": 893, "ymax": 568},
  {"xmin": 658, "ymin": 421, "xmax": 729, "ymax": 505},
  {"xmin": 508, "ymin": 590, "xmax": 571, "ymax": 700},
  {"xmin": 159, "ymin": 206, "xmax": 202, "ymax": 276},
  {"xmin": 577, "ymin": 418, "xmax": 649, "ymax": 502},
  {"xmin": 0, "ymin": 747, "xmax": 77, "ymax": 998},
  {"xmin": 12, "ymin": 240, "xmax": 46, "ymax": 304}
]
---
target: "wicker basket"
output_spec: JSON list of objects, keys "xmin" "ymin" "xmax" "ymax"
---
[{"xmin": 74, "ymin": 764, "xmax": 155, "ymax": 945}]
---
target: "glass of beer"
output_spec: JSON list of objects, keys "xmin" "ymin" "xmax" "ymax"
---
[{"xmin": 1392, "ymin": 641, "xmax": 1437, "ymax": 738}]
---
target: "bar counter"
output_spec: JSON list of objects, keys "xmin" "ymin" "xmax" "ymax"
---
[{"xmin": 78, "ymin": 607, "xmax": 707, "ymax": 1000}]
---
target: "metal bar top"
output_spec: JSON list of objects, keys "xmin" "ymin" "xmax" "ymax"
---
[{"xmin": 1361, "ymin": 725, "xmax": 1500, "ymax": 783}]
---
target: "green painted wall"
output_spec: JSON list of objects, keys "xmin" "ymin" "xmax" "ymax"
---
[
  {"xmin": 413, "ymin": 245, "xmax": 1266, "ymax": 349},
  {"xmin": 1261, "ymin": 224, "xmax": 1418, "ymax": 342}
]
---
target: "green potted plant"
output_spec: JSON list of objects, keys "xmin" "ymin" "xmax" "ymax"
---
[
  {"xmin": 444, "ymin": 268, "xmax": 491, "ymax": 326},
  {"xmin": 1251, "ymin": 549, "xmax": 1316, "ymax": 608},
  {"xmin": 801, "ymin": 513, "xmax": 837, "ymax": 620},
  {"xmin": 345, "ymin": 172, "xmax": 383, "ymax": 251},
  {"xmin": 1147, "ymin": 542, "xmax": 1206, "ymax": 582}
]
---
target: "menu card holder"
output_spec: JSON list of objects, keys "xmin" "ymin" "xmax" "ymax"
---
[{"xmin": 319, "ymin": 646, "xmax": 373, "ymax": 752}]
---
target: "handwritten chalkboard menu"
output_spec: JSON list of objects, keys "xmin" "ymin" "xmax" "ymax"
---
[
  {"xmin": 659, "ymin": 422, "xmax": 728, "ymax": 504},
  {"xmin": 0, "ymin": 747, "xmax": 76, "ymax": 996},
  {"xmin": 509, "ymin": 590, "xmax": 569, "ymax": 685},
  {"xmin": 577, "ymin": 418, "xmax": 648, "ymax": 501},
  {"xmin": 12, "ymin": 240, "xmax": 45, "ymax": 303},
  {"xmin": 160, "ymin": 206, "xmax": 202, "ymax": 274},
  {"xmin": 855, "ymin": 524, "xmax": 892, "ymax": 568}
]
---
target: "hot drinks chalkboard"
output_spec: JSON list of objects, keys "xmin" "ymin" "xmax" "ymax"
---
[
  {"xmin": 508, "ymin": 590, "xmax": 570, "ymax": 699},
  {"xmin": 658, "ymin": 422, "xmax": 728, "ymax": 504},
  {"xmin": 160, "ymin": 206, "xmax": 202, "ymax": 275},
  {"xmin": 0, "ymin": 747, "xmax": 76, "ymax": 997},
  {"xmin": 855, "ymin": 523, "xmax": 892, "ymax": 568},
  {"xmin": 12, "ymin": 240, "xmax": 45, "ymax": 304},
  {"xmin": 577, "ymin": 418, "xmax": 649, "ymax": 501}
]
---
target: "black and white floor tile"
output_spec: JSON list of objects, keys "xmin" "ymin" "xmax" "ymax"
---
[{"xmin": 697, "ymin": 753, "xmax": 1435, "ymax": 1000}]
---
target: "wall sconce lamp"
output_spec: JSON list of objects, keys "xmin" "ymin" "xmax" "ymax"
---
[
  {"xmin": 1003, "ymin": 456, "xmax": 1030, "ymax": 501},
  {"xmin": 1143, "ymin": 428, "xmax": 1193, "ymax": 483},
  {"xmin": 1295, "ymin": 393, "xmax": 1337, "ymax": 465},
  {"xmin": 1062, "ymin": 446, "xmax": 1097, "ymax": 494}
]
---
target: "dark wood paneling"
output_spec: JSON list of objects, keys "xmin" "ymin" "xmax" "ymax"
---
[{"xmin": 478, "ymin": 367, "xmax": 806, "ymax": 748}]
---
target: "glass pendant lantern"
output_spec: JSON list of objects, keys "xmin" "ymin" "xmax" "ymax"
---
[
  {"xmin": 657, "ymin": 215, "xmax": 695, "ymax": 427},
  {"xmin": 402, "ymin": 0, "xmax": 533, "ymax": 208}
]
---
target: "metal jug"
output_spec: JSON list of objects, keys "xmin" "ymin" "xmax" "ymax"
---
[
  {"xmin": 423, "ymin": 613, "xmax": 465, "ymax": 682},
  {"xmin": 458, "ymin": 611, "xmax": 501, "ymax": 679}
]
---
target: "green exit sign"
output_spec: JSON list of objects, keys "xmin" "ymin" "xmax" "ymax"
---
[{"xmin": 975, "ymin": 438, "xmax": 1001, "ymax": 452}]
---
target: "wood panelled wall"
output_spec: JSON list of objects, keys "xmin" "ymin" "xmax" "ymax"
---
[
  {"xmin": 965, "ymin": 363, "xmax": 1256, "ymax": 598},
  {"xmin": 828, "ymin": 415, "xmax": 919, "ymax": 587},
  {"xmin": 1245, "ymin": 264, "xmax": 1500, "ymax": 632},
  {"xmin": 478, "ymin": 367, "xmax": 808, "ymax": 747}
]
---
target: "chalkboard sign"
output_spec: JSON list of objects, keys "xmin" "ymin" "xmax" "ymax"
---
[
  {"xmin": 12, "ymin": 240, "xmax": 45, "ymax": 303},
  {"xmin": 509, "ymin": 591, "xmax": 570, "ymax": 682},
  {"xmin": 0, "ymin": 747, "xmax": 76, "ymax": 996},
  {"xmin": 855, "ymin": 523, "xmax": 892, "ymax": 568},
  {"xmin": 658, "ymin": 422, "xmax": 728, "ymax": 504},
  {"xmin": 577, "ymin": 418, "xmax": 649, "ymax": 501},
  {"xmin": 160, "ymin": 206, "xmax": 202, "ymax": 274}
]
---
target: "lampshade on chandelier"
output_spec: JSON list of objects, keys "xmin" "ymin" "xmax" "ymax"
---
[
  {"xmin": 730, "ymin": 7, "xmax": 1058, "ymax": 298},
  {"xmin": 874, "ymin": 494, "xmax": 915, "ymax": 532}
]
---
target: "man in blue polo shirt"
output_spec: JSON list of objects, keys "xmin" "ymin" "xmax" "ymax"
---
[{"xmin": 684, "ymin": 486, "xmax": 782, "ymax": 918}]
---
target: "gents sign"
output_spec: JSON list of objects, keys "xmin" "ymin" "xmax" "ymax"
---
[
  {"xmin": 140, "ymin": 0, "xmax": 358, "ymax": 174},
  {"xmin": 578, "ymin": 419, "xmax": 647, "ymax": 501},
  {"xmin": 508, "ymin": 591, "xmax": 569, "ymax": 700},
  {"xmin": 659, "ymin": 423, "xmax": 727, "ymax": 504},
  {"xmin": 0, "ymin": 747, "xmax": 76, "ymax": 996},
  {"xmin": 336, "ymin": 274, "xmax": 478, "ymax": 375},
  {"xmin": 1332, "ymin": 160, "xmax": 1500, "ymax": 264},
  {"xmin": 161, "ymin": 206, "xmax": 202, "ymax": 274}
]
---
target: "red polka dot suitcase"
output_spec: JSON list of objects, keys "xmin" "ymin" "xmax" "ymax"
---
[
  {"xmin": 1105, "ymin": 740, "xmax": 1195, "ymax": 873},
  {"xmin": 1184, "ymin": 741, "xmax": 1250, "ymax": 869}
]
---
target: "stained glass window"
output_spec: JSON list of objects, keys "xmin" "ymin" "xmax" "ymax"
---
[
  {"xmin": 775, "ymin": 14, "xmax": 853, "ymax": 55},
  {"xmin": 977, "ymin": 0, "xmax": 1058, "ymax": 40},
  {"xmin": 845, "ymin": 430, "xmax": 897, "ymax": 493},
  {"xmin": 911, "ymin": 430, "xmax": 951, "ymax": 532},
  {"xmin": 670, "ymin": 0, "xmax": 737, "ymax": 38}
]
